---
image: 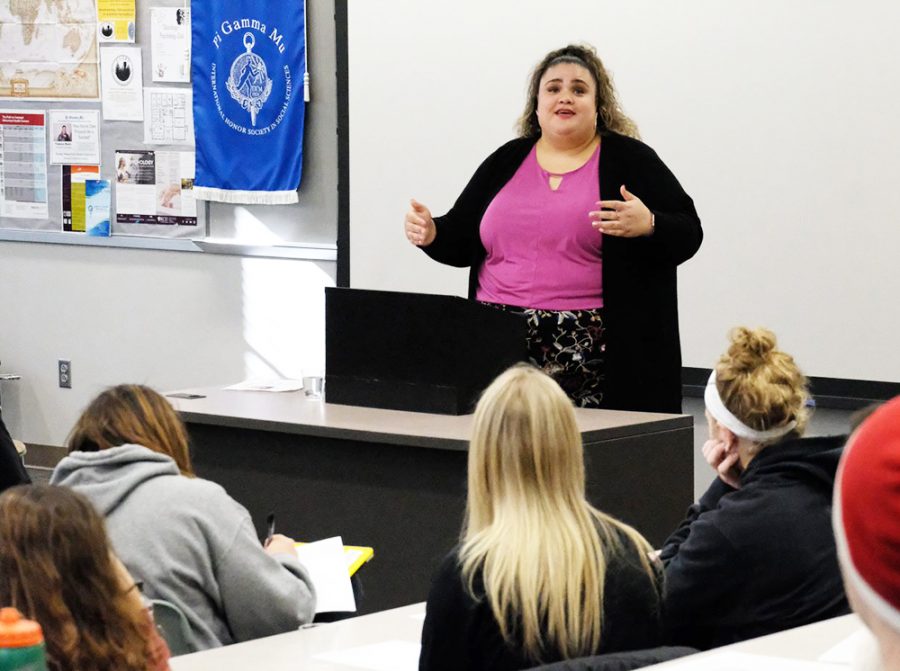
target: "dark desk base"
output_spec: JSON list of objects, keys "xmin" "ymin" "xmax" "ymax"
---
[{"xmin": 187, "ymin": 423, "xmax": 691, "ymax": 614}]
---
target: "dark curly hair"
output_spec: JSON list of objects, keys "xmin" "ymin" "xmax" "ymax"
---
[{"xmin": 516, "ymin": 43, "xmax": 639, "ymax": 140}]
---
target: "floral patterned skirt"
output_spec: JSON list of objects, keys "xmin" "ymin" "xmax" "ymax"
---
[{"xmin": 482, "ymin": 302, "xmax": 606, "ymax": 409}]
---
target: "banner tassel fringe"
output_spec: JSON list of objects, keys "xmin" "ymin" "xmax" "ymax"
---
[{"xmin": 193, "ymin": 187, "xmax": 299, "ymax": 205}]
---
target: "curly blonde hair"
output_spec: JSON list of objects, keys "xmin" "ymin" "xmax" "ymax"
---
[
  {"xmin": 0, "ymin": 485, "xmax": 151, "ymax": 671},
  {"xmin": 715, "ymin": 327, "xmax": 811, "ymax": 442},
  {"xmin": 516, "ymin": 44, "xmax": 639, "ymax": 140}
]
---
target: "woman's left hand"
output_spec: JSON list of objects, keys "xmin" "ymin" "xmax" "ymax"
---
[
  {"xmin": 702, "ymin": 438, "xmax": 742, "ymax": 489},
  {"xmin": 590, "ymin": 185, "xmax": 653, "ymax": 237}
]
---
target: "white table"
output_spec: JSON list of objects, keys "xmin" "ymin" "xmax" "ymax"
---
[
  {"xmin": 642, "ymin": 614, "xmax": 863, "ymax": 669},
  {"xmin": 171, "ymin": 607, "xmax": 863, "ymax": 671},
  {"xmin": 170, "ymin": 603, "xmax": 426, "ymax": 671}
]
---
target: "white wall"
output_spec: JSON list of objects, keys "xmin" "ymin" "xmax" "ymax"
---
[
  {"xmin": 0, "ymin": 241, "xmax": 334, "ymax": 445},
  {"xmin": 348, "ymin": 0, "xmax": 900, "ymax": 383},
  {"xmin": 0, "ymin": 0, "xmax": 340, "ymax": 446}
]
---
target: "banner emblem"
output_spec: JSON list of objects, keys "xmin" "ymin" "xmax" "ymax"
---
[{"xmin": 225, "ymin": 33, "xmax": 272, "ymax": 127}]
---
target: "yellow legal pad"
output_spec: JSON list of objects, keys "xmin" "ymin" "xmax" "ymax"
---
[{"xmin": 295, "ymin": 543, "xmax": 374, "ymax": 577}]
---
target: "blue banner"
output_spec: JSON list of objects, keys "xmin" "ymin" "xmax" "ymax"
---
[{"xmin": 191, "ymin": 1, "xmax": 306, "ymax": 204}]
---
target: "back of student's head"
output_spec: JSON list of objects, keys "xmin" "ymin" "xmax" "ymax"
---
[
  {"xmin": 0, "ymin": 485, "xmax": 149, "ymax": 671},
  {"xmin": 461, "ymin": 364, "xmax": 653, "ymax": 663},
  {"xmin": 834, "ymin": 396, "xmax": 900, "ymax": 662},
  {"xmin": 714, "ymin": 326, "xmax": 810, "ymax": 440},
  {"xmin": 467, "ymin": 364, "xmax": 585, "ymax": 525},
  {"xmin": 68, "ymin": 384, "xmax": 193, "ymax": 476}
]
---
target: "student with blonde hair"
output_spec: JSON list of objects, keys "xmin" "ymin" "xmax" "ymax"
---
[
  {"xmin": 0, "ymin": 484, "xmax": 170, "ymax": 671},
  {"xmin": 51, "ymin": 384, "xmax": 315, "ymax": 650},
  {"xmin": 660, "ymin": 327, "xmax": 849, "ymax": 649},
  {"xmin": 419, "ymin": 365, "xmax": 663, "ymax": 670}
]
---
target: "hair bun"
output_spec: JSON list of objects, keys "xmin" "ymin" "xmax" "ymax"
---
[{"xmin": 726, "ymin": 326, "xmax": 777, "ymax": 373}]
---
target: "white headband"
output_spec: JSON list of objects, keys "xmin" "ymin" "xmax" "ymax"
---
[{"xmin": 704, "ymin": 371, "xmax": 797, "ymax": 443}]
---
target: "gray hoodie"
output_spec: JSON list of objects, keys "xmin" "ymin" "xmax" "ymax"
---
[{"xmin": 51, "ymin": 444, "xmax": 315, "ymax": 650}]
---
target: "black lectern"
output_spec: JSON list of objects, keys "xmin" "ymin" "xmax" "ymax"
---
[{"xmin": 325, "ymin": 288, "xmax": 528, "ymax": 414}]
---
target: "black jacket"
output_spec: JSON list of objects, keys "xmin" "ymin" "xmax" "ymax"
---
[
  {"xmin": 0, "ymin": 413, "xmax": 29, "ymax": 494},
  {"xmin": 423, "ymin": 133, "xmax": 702, "ymax": 413},
  {"xmin": 660, "ymin": 434, "xmax": 850, "ymax": 649},
  {"xmin": 419, "ymin": 528, "xmax": 664, "ymax": 671}
]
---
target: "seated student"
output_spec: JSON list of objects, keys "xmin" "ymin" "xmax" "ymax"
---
[
  {"xmin": 419, "ymin": 364, "xmax": 663, "ymax": 671},
  {"xmin": 833, "ymin": 397, "xmax": 900, "ymax": 671},
  {"xmin": 51, "ymin": 384, "xmax": 315, "ymax": 650},
  {"xmin": 0, "ymin": 411, "xmax": 30, "ymax": 494},
  {"xmin": 660, "ymin": 326, "xmax": 849, "ymax": 649},
  {"xmin": 0, "ymin": 484, "xmax": 170, "ymax": 671}
]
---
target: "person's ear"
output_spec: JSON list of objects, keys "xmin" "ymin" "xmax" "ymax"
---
[{"xmin": 717, "ymin": 425, "xmax": 739, "ymax": 452}]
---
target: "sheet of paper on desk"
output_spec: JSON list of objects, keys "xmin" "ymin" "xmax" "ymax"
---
[
  {"xmin": 818, "ymin": 627, "xmax": 874, "ymax": 665},
  {"xmin": 313, "ymin": 640, "xmax": 421, "ymax": 671},
  {"xmin": 662, "ymin": 651, "xmax": 848, "ymax": 670},
  {"xmin": 224, "ymin": 379, "xmax": 304, "ymax": 392},
  {"xmin": 294, "ymin": 536, "xmax": 356, "ymax": 613}
]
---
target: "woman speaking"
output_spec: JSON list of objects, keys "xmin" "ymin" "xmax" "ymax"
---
[{"xmin": 404, "ymin": 44, "xmax": 702, "ymax": 412}]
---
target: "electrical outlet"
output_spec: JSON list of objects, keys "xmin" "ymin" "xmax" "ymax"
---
[{"xmin": 58, "ymin": 360, "xmax": 72, "ymax": 389}]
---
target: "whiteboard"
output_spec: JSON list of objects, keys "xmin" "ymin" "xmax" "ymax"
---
[{"xmin": 347, "ymin": 0, "xmax": 900, "ymax": 382}]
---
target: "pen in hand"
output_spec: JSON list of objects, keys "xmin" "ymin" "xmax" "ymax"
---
[{"xmin": 265, "ymin": 511, "xmax": 276, "ymax": 548}]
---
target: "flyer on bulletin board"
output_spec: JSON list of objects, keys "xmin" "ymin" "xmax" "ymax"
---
[
  {"xmin": 62, "ymin": 165, "xmax": 101, "ymax": 232},
  {"xmin": 115, "ymin": 149, "xmax": 197, "ymax": 226},
  {"xmin": 97, "ymin": 0, "xmax": 136, "ymax": 42},
  {"xmin": 150, "ymin": 6, "xmax": 191, "ymax": 82},
  {"xmin": 85, "ymin": 179, "xmax": 112, "ymax": 237},
  {"xmin": 0, "ymin": 110, "xmax": 49, "ymax": 220},
  {"xmin": 143, "ymin": 88, "xmax": 193, "ymax": 144},
  {"xmin": 100, "ymin": 46, "xmax": 144, "ymax": 120},
  {"xmin": 49, "ymin": 110, "xmax": 101, "ymax": 165}
]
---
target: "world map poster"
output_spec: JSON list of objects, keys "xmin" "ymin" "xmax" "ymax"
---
[{"xmin": 0, "ymin": 0, "xmax": 99, "ymax": 99}]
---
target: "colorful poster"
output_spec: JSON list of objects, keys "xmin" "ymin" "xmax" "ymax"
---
[
  {"xmin": 62, "ymin": 165, "xmax": 101, "ymax": 231},
  {"xmin": 115, "ymin": 149, "xmax": 196, "ymax": 225},
  {"xmin": 150, "ymin": 7, "xmax": 191, "ymax": 82},
  {"xmin": 100, "ymin": 46, "xmax": 143, "ymax": 120},
  {"xmin": 85, "ymin": 179, "xmax": 111, "ymax": 236},
  {"xmin": 97, "ymin": 0, "xmax": 136, "ymax": 43},
  {"xmin": 144, "ymin": 88, "xmax": 193, "ymax": 144},
  {"xmin": 0, "ymin": 110, "xmax": 48, "ymax": 219},
  {"xmin": 0, "ymin": 0, "xmax": 99, "ymax": 100},
  {"xmin": 49, "ymin": 110, "xmax": 101, "ymax": 165}
]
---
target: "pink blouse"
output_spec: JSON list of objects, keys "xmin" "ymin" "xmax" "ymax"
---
[{"xmin": 475, "ymin": 144, "xmax": 603, "ymax": 310}]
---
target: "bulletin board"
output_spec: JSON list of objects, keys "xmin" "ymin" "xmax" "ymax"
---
[{"xmin": 0, "ymin": 0, "xmax": 338, "ymax": 259}]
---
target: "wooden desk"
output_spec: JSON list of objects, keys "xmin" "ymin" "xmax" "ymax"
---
[
  {"xmin": 170, "ymin": 604, "xmax": 863, "ymax": 671},
  {"xmin": 168, "ymin": 388, "xmax": 693, "ymax": 613}
]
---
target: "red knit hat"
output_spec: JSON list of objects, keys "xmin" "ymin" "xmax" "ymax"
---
[{"xmin": 834, "ymin": 396, "xmax": 900, "ymax": 630}]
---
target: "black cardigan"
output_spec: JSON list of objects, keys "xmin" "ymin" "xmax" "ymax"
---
[
  {"xmin": 659, "ymin": 434, "xmax": 850, "ymax": 649},
  {"xmin": 0, "ymin": 413, "xmax": 29, "ymax": 495},
  {"xmin": 419, "ymin": 529, "xmax": 664, "ymax": 671},
  {"xmin": 423, "ymin": 133, "xmax": 702, "ymax": 413}
]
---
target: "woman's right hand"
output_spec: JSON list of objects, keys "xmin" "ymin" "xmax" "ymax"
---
[
  {"xmin": 405, "ymin": 198, "xmax": 436, "ymax": 247},
  {"xmin": 702, "ymin": 438, "xmax": 742, "ymax": 489},
  {"xmin": 264, "ymin": 533, "xmax": 299, "ymax": 558}
]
